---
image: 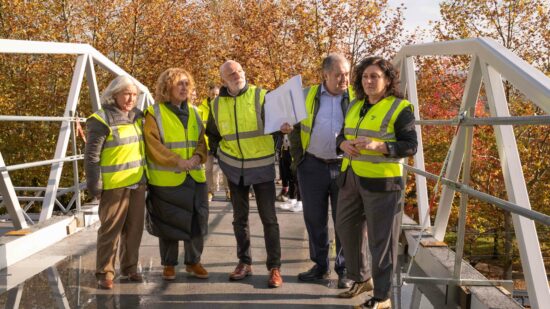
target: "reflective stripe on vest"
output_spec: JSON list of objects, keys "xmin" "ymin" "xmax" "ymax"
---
[
  {"xmin": 341, "ymin": 96, "xmax": 412, "ymax": 178},
  {"xmin": 218, "ymin": 149, "xmax": 275, "ymax": 169},
  {"xmin": 197, "ymin": 99, "xmax": 210, "ymax": 150},
  {"xmin": 211, "ymin": 86, "xmax": 275, "ymax": 169},
  {"xmin": 213, "ymin": 87, "xmax": 265, "ymax": 141},
  {"xmin": 299, "ymin": 85, "xmax": 319, "ymax": 152},
  {"xmin": 145, "ymin": 103, "xmax": 206, "ymax": 186},
  {"xmin": 89, "ymin": 110, "xmax": 145, "ymax": 190}
]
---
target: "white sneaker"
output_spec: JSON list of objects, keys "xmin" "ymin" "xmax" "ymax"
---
[
  {"xmin": 280, "ymin": 199, "xmax": 297, "ymax": 210},
  {"xmin": 290, "ymin": 201, "xmax": 303, "ymax": 212}
]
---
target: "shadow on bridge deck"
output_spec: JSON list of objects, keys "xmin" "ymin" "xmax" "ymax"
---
[{"xmin": 0, "ymin": 192, "xmax": 455, "ymax": 308}]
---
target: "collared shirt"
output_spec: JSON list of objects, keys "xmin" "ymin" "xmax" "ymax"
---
[{"xmin": 306, "ymin": 84, "xmax": 344, "ymax": 160}]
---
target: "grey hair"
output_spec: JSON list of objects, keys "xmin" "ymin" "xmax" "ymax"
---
[
  {"xmin": 322, "ymin": 53, "xmax": 348, "ymax": 73},
  {"xmin": 100, "ymin": 75, "xmax": 139, "ymax": 106}
]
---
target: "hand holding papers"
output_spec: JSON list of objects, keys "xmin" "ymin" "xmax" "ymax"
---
[{"xmin": 263, "ymin": 75, "xmax": 307, "ymax": 134}]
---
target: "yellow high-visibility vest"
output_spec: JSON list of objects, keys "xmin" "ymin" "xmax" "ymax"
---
[
  {"xmin": 146, "ymin": 103, "xmax": 206, "ymax": 186},
  {"xmin": 89, "ymin": 110, "xmax": 145, "ymax": 190},
  {"xmin": 211, "ymin": 86, "xmax": 275, "ymax": 169},
  {"xmin": 196, "ymin": 98, "xmax": 210, "ymax": 150},
  {"xmin": 299, "ymin": 85, "xmax": 353, "ymax": 153},
  {"xmin": 341, "ymin": 96, "xmax": 412, "ymax": 178}
]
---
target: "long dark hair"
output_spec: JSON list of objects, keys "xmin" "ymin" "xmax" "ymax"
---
[{"xmin": 352, "ymin": 56, "xmax": 403, "ymax": 101}]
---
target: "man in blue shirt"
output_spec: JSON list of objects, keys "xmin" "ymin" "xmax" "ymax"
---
[{"xmin": 289, "ymin": 54, "xmax": 361, "ymax": 291}]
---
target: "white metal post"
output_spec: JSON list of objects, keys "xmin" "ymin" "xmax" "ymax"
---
[
  {"xmin": 0, "ymin": 152, "xmax": 28, "ymax": 229},
  {"xmin": 481, "ymin": 63, "xmax": 550, "ymax": 309},
  {"xmin": 39, "ymin": 55, "xmax": 87, "ymax": 222},
  {"xmin": 46, "ymin": 267, "xmax": 71, "ymax": 309},
  {"xmin": 85, "ymin": 54, "xmax": 101, "ymax": 112},
  {"xmin": 136, "ymin": 93, "xmax": 146, "ymax": 111},
  {"xmin": 5, "ymin": 284, "xmax": 24, "ymax": 309},
  {"xmin": 433, "ymin": 57, "xmax": 482, "ymax": 240},
  {"xmin": 401, "ymin": 56, "xmax": 431, "ymax": 229}
]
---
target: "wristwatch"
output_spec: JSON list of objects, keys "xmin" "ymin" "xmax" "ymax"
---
[{"xmin": 385, "ymin": 142, "xmax": 396, "ymax": 157}]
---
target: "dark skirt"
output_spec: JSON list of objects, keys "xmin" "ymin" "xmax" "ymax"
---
[{"xmin": 145, "ymin": 177, "xmax": 208, "ymax": 241}]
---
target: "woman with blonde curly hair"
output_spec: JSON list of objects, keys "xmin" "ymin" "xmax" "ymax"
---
[
  {"xmin": 143, "ymin": 68, "xmax": 209, "ymax": 280},
  {"xmin": 85, "ymin": 75, "xmax": 146, "ymax": 289}
]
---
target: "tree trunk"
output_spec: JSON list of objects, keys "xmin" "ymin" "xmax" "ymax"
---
[
  {"xmin": 503, "ymin": 211, "xmax": 513, "ymax": 279},
  {"xmin": 492, "ymin": 227, "xmax": 499, "ymax": 259}
]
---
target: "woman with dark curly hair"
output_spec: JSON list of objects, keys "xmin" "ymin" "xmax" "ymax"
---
[{"xmin": 335, "ymin": 57, "xmax": 418, "ymax": 308}]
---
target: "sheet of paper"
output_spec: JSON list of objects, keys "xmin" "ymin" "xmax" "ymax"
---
[{"xmin": 263, "ymin": 75, "xmax": 307, "ymax": 134}]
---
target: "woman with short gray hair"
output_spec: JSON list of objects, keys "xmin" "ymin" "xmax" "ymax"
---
[{"xmin": 85, "ymin": 75, "xmax": 147, "ymax": 289}]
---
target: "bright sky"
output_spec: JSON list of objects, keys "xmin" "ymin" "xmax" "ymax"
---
[{"xmin": 388, "ymin": 0, "xmax": 443, "ymax": 42}]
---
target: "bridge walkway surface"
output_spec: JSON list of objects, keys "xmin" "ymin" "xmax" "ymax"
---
[{"xmin": 0, "ymin": 190, "xmax": 453, "ymax": 308}]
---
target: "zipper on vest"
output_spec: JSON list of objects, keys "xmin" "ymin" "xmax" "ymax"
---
[
  {"xmin": 233, "ymin": 96, "xmax": 245, "ymax": 176},
  {"xmin": 351, "ymin": 107, "xmax": 368, "ymax": 164},
  {"xmin": 185, "ymin": 122, "xmax": 190, "ymax": 175}
]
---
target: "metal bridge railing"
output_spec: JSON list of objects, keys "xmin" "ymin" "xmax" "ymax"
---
[
  {"xmin": 0, "ymin": 39, "xmax": 154, "ymax": 230},
  {"xmin": 393, "ymin": 37, "xmax": 550, "ymax": 309}
]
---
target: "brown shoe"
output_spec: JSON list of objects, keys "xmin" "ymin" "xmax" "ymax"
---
[
  {"xmin": 162, "ymin": 266, "xmax": 176, "ymax": 281},
  {"xmin": 98, "ymin": 279, "xmax": 114, "ymax": 289},
  {"xmin": 229, "ymin": 263, "xmax": 252, "ymax": 280},
  {"xmin": 125, "ymin": 272, "xmax": 143, "ymax": 282},
  {"xmin": 268, "ymin": 268, "xmax": 283, "ymax": 288},
  {"xmin": 356, "ymin": 297, "xmax": 392, "ymax": 309},
  {"xmin": 338, "ymin": 278, "xmax": 373, "ymax": 298},
  {"xmin": 186, "ymin": 263, "xmax": 209, "ymax": 279}
]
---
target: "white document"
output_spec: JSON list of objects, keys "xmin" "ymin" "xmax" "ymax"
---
[{"xmin": 263, "ymin": 75, "xmax": 307, "ymax": 134}]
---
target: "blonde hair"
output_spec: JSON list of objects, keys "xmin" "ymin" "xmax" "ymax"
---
[
  {"xmin": 155, "ymin": 68, "xmax": 195, "ymax": 102},
  {"xmin": 100, "ymin": 75, "xmax": 138, "ymax": 106}
]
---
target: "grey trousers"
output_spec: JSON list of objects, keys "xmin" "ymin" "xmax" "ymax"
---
[
  {"xmin": 205, "ymin": 153, "xmax": 228, "ymax": 192},
  {"xmin": 335, "ymin": 168, "xmax": 402, "ymax": 300}
]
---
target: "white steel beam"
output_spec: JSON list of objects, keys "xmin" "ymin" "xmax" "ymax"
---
[
  {"xmin": 0, "ymin": 39, "xmax": 153, "ymax": 104},
  {"xmin": 433, "ymin": 57, "xmax": 482, "ymax": 240},
  {"xmin": 394, "ymin": 38, "xmax": 550, "ymax": 114},
  {"xmin": 39, "ymin": 55, "xmax": 87, "ymax": 222},
  {"xmin": 47, "ymin": 267, "xmax": 71, "ymax": 309},
  {"xmin": 5, "ymin": 284, "xmax": 24, "ymax": 309},
  {"xmin": 481, "ymin": 63, "xmax": 550, "ymax": 309},
  {"xmin": 85, "ymin": 54, "xmax": 101, "ymax": 112},
  {"xmin": 401, "ymin": 56, "xmax": 430, "ymax": 229},
  {"xmin": 136, "ymin": 93, "xmax": 146, "ymax": 111},
  {"xmin": 0, "ymin": 152, "xmax": 28, "ymax": 229}
]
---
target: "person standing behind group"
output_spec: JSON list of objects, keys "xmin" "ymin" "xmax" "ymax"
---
[
  {"xmin": 289, "ymin": 53, "xmax": 355, "ymax": 290},
  {"xmin": 336, "ymin": 56, "xmax": 417, "ymax": 309},
  {"xmin": 206, "ymin": 60, "xmax": 292, "ymax": 288},
  {"xmin": 143, "ymin": 68, "xmax": 209, "ymax": 281},
  {"xmin": 85, "ymin": 75, "xmax": 147, "ymax": 290},
  {"xmin": 277, "ymin": 134, "xmax": 302, "ymax": 212},
  {"xmin": 197, "ymin": 83, "xmax": 230, "ymax": 201}
]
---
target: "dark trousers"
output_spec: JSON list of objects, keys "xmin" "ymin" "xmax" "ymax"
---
[
  {"xmin": 336, "ymin": 168, "xmax": 401, "ymax": 300},
  {"xmin": 158, "ymin": 180, "xmax": 207, "ymax": 266},
  {"xmin": 229, "ymin": 180, "xmax": 281, "ymax": 269},
  {"xmin": 159, "ymin": 234, "xmax": 203, "ymax": 266},
  {"xmin": 297, "ymin": 153, "xmax": 345, "ymax": 274},
  {"xmin": 280, "ymin": 148, "xmax": 300, "ymax": 200},
  {"xmin": 279, "ymin": 148, "xmax": 292, "ymax": 188}
]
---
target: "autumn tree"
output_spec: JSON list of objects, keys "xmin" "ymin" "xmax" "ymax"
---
[
  {"xmin": 0, "ymin": 0, "xmax": 408, "ymax": 213},
  {"xmin": 425, "ymin": 0, "xmax": 550, "ymax": 280}
]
